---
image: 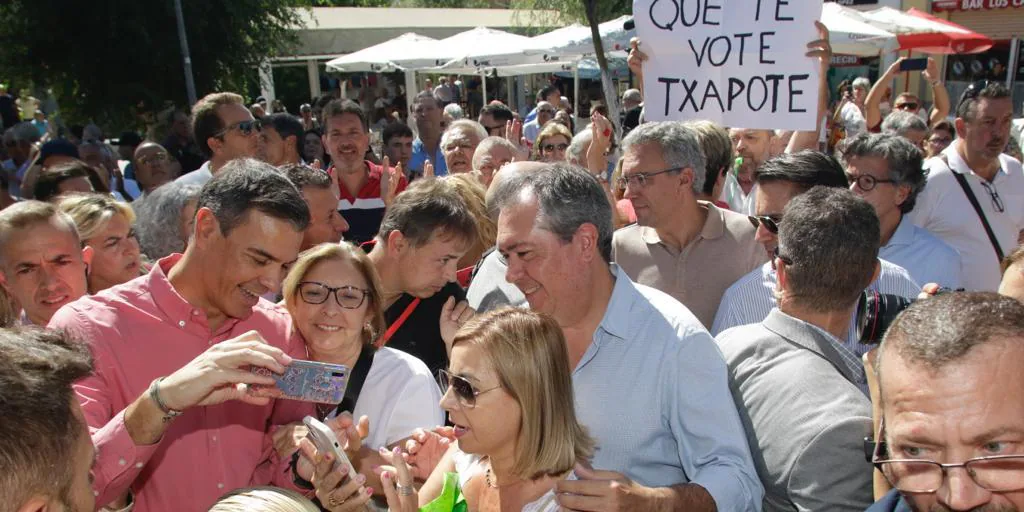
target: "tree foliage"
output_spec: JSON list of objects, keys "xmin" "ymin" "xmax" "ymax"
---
[{"xmin": 0, "ymin": 0, "xmax": 312, "ymax": 129}]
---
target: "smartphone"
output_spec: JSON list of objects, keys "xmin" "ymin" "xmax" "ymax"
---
[
  {"xmin": 899, "ymin": 58, "xmax": 929, "ymax": 72},
  {"xmin": 304, "ymin": 416, "xmax": 360, "ymax": 481},
  {"xmin": 249, "ymin": 359, "xmax": 350, "ymax": 404}
]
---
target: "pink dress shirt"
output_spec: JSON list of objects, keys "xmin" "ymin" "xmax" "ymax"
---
[{"xmin": 49, "ymin": 254, "xmax": 314, "ymax": 512}]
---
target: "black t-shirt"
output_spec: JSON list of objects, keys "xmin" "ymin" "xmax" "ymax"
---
[{"xmin": 383, "ymin": 281, "xmax": 465, "ymax": 376}]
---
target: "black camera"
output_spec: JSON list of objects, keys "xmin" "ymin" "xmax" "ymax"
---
[{"xmin": 855, "ymin": 288, "xmax": 960, "ymax": 344}]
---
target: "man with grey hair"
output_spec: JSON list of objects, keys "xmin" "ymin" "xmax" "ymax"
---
[
  {"xmin": 880, "ymin": 110, "xmax": 929, "ymax": 148},
  {"xmin": 867, "ymin": 292, "xmax": 1024, "ymax": 511},
  {"xmin": 440, "ymin": 119, "xmax": 487, "ymax": 174},
  {"xmin": 492, "ymin": 163, "xmax": 763, "ymax": 511},
  {"xmin": 613, "ymin": 121, "xmax": 765, "ymax": 328},
  {"xmin": 471, "ymin": 136, "xmax": 516, "ymax": 188},
  {"xmin": 5, "ymin": 122, "xmax": 42, "ymax": 197},
  {"xmin": 134, "ymin": 182, "xmax": 202, "ymax": 260},
  {"xmin": 718, "ymin": 186, "xmax": 877, "ymax": 511},
  {"xmin": 621, "ymin": 88, "xmax": 643, "ymax": 135},
  {"xmin": 843, "ymin": 133, "xmax": 961, "ymax": 288},
  {"xmin": 566, "ymin": 129, "xmax": 592, "ymax": 167},
  {"xmin": 523, "ymin": 100, "xmax": 554, "ymax": 146}
]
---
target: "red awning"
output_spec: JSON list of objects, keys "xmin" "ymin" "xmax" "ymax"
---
[{"xmin": 895, "ymin": 8, "xmax": 994, "ymax": 54}]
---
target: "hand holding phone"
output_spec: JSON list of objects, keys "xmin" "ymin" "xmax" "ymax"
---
[
  {"xmin": 899, "ymin": 58, "xmax": 929, "ymax": 72},
  {"xmin": 249, "ymin": 359, "xmax": 350, "ymax": 404},
  {"xmin": 304, "ymin": 416, "xmax": 360, "ymax": 482}
]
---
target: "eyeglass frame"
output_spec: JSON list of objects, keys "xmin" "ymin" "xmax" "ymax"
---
[
  {"xmin": 137, "ymin": 152, "xmax": 170, "ymax": 165},
  {"xmin": 869, "ymin": 417, "xmax": 1024, "ymax": 493},
  {"xmin": 214, "ymin": 118, "xmax": 262, "ymax": 138},
  {"xmin": 849, "ymin": 173, "xmax": 898, "ymax": 192},
  {"xmin": 297, "ymin": 281, "xmax": 370, "ymax": 309},
  {"xmin": 616, "ymin": 167, "xmax": 683, "ymax": 190},
  {"xmin": 748, "ymin": 214, "xmax": 783, "ymax": 235},
  {"xmin": 894, "ymin": 102, "xmax": 919, "ymax": 111},
  {"xmin": 437, "ymin": 369, "xmax": 501, "ymax": 409},
  {"xmin": 540, "ymin": 142, "xmax": 569, "ymax": 153},
  {"xmin": 980, "ymin": 179, "xmax": 1005, "ymax": 213}
]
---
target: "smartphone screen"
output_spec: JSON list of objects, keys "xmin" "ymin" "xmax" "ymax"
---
[
  {"xmin": 899, "ymin": 58, "xmax": 929, "ymax": 72},
  {"xmin": 249, "ymin": 360, "xmax": 350, "ymax": 404}
]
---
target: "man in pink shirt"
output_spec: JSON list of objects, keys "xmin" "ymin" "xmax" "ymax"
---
[{"xmin": 50, "ymin": 158, "xmax": 318, "ymax": 511}]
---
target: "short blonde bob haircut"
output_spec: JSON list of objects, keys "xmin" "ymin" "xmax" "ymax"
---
[
  {"xmin": 209, "ymin": 486, "xmax": 319, "ymax": 512},
  {"xmin": 452, "ymin": 307, "xmax": 593, "ymax": 480},
  {"xmin": 57, "ymin": 193, "xmax": 136, "ymax": 242},
  {"xmin": 534, "ymin": 122, "xmax": 574, "ymax": 161},
  {"xmin": 282, "ymin": 242, "xmax": 386, "ymax": 345}
]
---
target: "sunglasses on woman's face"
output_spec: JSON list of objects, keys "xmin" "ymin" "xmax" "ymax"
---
[
  {"xmin": 437, "ymin": 369, "xmax": 500, "ymax": 409},
  {"xmin": 541, "ymin": 143, "xmax": 569, "ymax": 153}
]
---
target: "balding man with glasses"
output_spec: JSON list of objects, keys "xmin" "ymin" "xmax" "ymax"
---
[
  {"xmin": 907, "ymin": 81, "xmax": 1024, "ymax": 291},
  {"xmin": 867, "ymin": 291, "xmax": 1024, "ymax": 511}
]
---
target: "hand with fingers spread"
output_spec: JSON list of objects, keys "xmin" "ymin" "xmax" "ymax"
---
[
  {"xmin": 555, "ymin": 464, "xmax": 670, "ymax": 512},
  {"xmin": 381, "ymin": 157, "xmax": 400, "ymax": 208},
  {"xmin": 376, "ymin": 446, "xmax": 419, "ymax": 512},
  {"xmin": 586, "ymin": 112, "xmax": 613, "ymax": 177},
  {"xmin": 157, "ymin": 330, "xmax": 292, "ymax": 412},
  {"xmin": 439, "ymin": 297, "xmax": 474, "ymax": 355},
  {"xmin": 403, "ymin": 426, "xmax": 456, "ymax": 480},
  {"xmin": 423, "ymin": 160, "xmax": 435, "ymax": 179},
  {"xmin": 505, "ymin": 119, "xmax": 530, "ymax": 161},
  {"xmin": 298, "ymin": 438, "xmax": 374, "ymax": 512}
]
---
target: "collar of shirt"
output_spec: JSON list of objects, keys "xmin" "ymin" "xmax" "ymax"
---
[
  {"xmin": 941, "ymin": 144, "xmax": 1008, "ymax": 179},
  {"xmin": 148, "ymin": 253, "xmax": 239, "ymax": 335},
  {"xmin": 763, "ymin": 309, "xmax": 866, "ymax": 386},
  {"xmin": 639, "ymin": 201, "xmax": 725, "ymax": 248},
  {"xmin": 594, "ymin": 264, "xmax": 641, "ymax": 342},
  {"xmin": 884, "ymin": 215, "xmax": 915, "ymax": 250}
]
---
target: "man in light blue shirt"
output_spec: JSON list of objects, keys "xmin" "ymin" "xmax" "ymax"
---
[
  {"xmin": 711, "ymin": 151, "xmax": 921, "ymax": 359},
  {"xmin": 842, "ymin": 133, "xmax": 961, "ymax": 289},
  {"xmin": 408, "ymin": 91, "xmax": 447, "ymax": 177},
  {"xmin": 492, "ymin": 162, "xmax": 762, "ymax": 511}
]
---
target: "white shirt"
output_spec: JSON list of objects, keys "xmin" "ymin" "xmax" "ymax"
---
[
  {"xmin": 711, "ymin": 259, "xmax": 921, "ymax": 357},
  {"xmin": 174, "ymin": 160, "xmax": 213, "ymax": 186},
  {"xmin": 908, "ymin": 145, "xmax": 1024, "ymax": 291},
  {"xmin": 840, "ymin": 102, "xmax": 867, "ymax": 139},
  {"xmin": 523, "ymin": 120, "xmax": 541, "ymax": 145},
  {"xmin": 720, "ymin": 173, "xmax": 757, "ymax": 215},
  {"xmin": 328, "ymin": 347, "xmax": 443, "ymax": 449},
  {"xmin": 880, "ymin": 216, "xmax": 962, "ymax": 289}
]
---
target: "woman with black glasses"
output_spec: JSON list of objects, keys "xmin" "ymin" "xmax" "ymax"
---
[{"xmin": 280, "ymin": 242, "xmax": 443, "ymax": 507}]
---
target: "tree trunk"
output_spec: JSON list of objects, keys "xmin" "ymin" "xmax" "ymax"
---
[{"xmin": 584, "ymin": 0, "xmax": 621, "ymax": 142}]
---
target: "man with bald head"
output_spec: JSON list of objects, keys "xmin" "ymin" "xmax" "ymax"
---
[
  {"xmin": 523, "ymin": 101, "xmax": 555, "ymax": 146},
  {"xmin": 133, "ymin": 142, "xmax": 175, "ymax": 199},
  {"xmin": 868, "ymin": 292, "xmax": 1024, "ymax": 511},
  {"xmin": 471, "ymin": 136, "xmax": 516, "ymax": 189},
  {"xmin": 466, "ymin": 161, "xmax": 547, "ymax": 310}
]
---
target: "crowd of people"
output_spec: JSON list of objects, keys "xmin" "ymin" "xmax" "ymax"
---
[{"xmin": 1, "ymin": 20, "xmax": 1024, "ymax": 512}]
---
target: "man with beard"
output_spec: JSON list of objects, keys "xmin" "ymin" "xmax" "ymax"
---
[
  {"xmin": 324, "ymin": 99, "xmax": 406, "ymax": 245},
  {"xmin": 908, "ymin": 82, "xmax": 1023, "ymax": 291},
  {"xmin": 175, "ymin": 93, "xmax": 261, "ymax": 187},
  {"xmin": 722, "ymin": 128, "xmax": 775, "ymax": 215},
  {"xmin": 867, "ymin": 292, "xmax": 1024, "ymax": 511}
]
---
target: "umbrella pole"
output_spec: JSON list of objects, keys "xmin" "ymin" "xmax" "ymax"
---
[
  {"xmin": 904, "ymin": 50, "xmax": 911, "ymax": 94},
  {"xmin": 482, "ymin": 72, "xmax": 488, "ymax": 105},
  {"xmin": 573, "ymin": 61, "xmax": 580, "ymax": 129}
]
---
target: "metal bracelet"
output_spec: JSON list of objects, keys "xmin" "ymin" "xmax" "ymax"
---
[{"xmin": 149, "ymin": 377, "xmax": 182, "ymax": 421}]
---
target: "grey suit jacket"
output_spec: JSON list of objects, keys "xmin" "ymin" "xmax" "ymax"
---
[{"xmin": 716, "ymin": 309, "xmax": 873, "ymax": 512}]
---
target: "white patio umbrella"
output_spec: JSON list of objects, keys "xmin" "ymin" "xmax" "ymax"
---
[
  {"xmin": 325, "ymin": 32, "xmax": 438, "ymax": 72},
  {"xmin": 534, "ymin": 15, "xmax": 635, "ymax": 58},
  {"xmin": 820, "ymin": 3, "xmax": 897, "ymax": 56},
  {"xmin": 393, "ymin": 27, "xmax": 537, "ymax": 71}
]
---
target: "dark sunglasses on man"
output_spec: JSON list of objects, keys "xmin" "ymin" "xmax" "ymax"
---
[
  {"xmin": 748, "ymin": 214, "xmax": 782, "ymax": 234},
  {"xmin": 215, "ymin": 119, "xmax": 262, "ymax": 138}
]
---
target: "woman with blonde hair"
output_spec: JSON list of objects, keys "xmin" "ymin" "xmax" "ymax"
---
[
  {"xmin": 280, "ymin": 242, "xmax": 444, "ymax": 506},
  {"xmin": 58, "ymin": 193, "xmax": 142, "ymax": 293},
  {"xmin": 533, "ymin": 122, "xmax": 573, "ymax": 163},
  {"xmin": 310, "ymin": 307, "xmax": 594, "ymax": 512},
  {"xmin": 445, "ymin": 173, "xmax": 496, "ymax": 272},
  {"xmin": 208, "ymin": 487, "xmax": 319, "ymax": 512}
]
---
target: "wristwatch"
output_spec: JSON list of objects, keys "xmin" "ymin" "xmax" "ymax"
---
[{"xmin": 148, "ymin": 377, "xmax": 183, "ymax": 422}]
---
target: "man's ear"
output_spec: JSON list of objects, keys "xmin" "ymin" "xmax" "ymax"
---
[
  {"xmin": 206, "ymin": 135, "xmax": 222, "ymax": 157},
  {"xmin": 81, "ymin": 245, "xmax": 94, "ymax": 268},
  {"xmin": 386, "ymin": 230, "xmax": 407, "ymax": 257},
  {"xmin": 15, "ymin": 495, "xmax": 49, "ymax": 512},
  {"xmin": 192, "ymin": 207, "xmax": 220, "ymax": 248},
  {"xmin": 574, "ymin": 223, "xmax": 599, "ymax": 263}
]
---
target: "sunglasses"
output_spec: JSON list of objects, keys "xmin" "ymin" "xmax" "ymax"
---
[
  {"xmin": 538, "ymin": 108, "xmax": 556, "ymax": 114},
  {"xmin": 215, "ymin": 119, "xmax": 262, "ymax": 138},
  {"xmin": 437, "ymin": 369, "xmax": 501, "ymax": 409},
  {"xmin": 956, "ymin": 80, "xmax": 993, "ymax": 113},
  {"xmin": 894, "ymin": 102, "xmax": 918, "ymax": 111},
  {"xmin": 748, "ymin": 214, "xmax": 782, "ymax": 234},
  {"xmin": 541, "ymin": 143, "xmax": 569, "ymax": 153}
]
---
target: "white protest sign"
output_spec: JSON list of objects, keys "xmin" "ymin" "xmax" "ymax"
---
[{"xmin": 633, "ymin": 0, "xmax": 823, "ymax": 130}]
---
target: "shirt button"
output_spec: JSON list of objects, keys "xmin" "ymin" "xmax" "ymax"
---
[
  {"xmin": 217, "ymin": 483, "xmax": 225, "ymax": 489},
  {"xmin": 135, "ymin": 462, "xmax": 144, "ymax": 468},
  {"xmin": 178, "ymin": 320, "xmax": 186, "ymax": 328},
  {"xmin": 118, "ymin": 458, "xmax": 127, "ymax": 466},
  {"xmin": 94, "ymin": 491, "xmax": 100, "ymax": 497},
  {"xmin": 212, "ymin": 435, "xmax": 218, "ymax": 442},
  {"xmin": 192, "ymin": 310, "xmax": 199, "ymax": 316}
]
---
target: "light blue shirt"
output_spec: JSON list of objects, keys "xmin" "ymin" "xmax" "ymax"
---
[
  {"xmin": 576, "ymin": 265, "xmax": 763, "ymax": 511},
  {"xmin": 409, "ymin": 138, "xmax": 447, "ymax": 177},
  {"xmin": 711, "ymin": 259, "xmax": 921, "ymax": 357},
  {"xmin": 880, "ymin": 216, "xmax": 962, "ymax": 289},
  {"xmin": 174, "ymin": 160, "xmax": 212, "ymax": 186}
]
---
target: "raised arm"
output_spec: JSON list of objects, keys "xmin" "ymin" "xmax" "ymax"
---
[
  {"xmin": 923, "ymin": 58, "xmax": 950, "ymax": 125},
  {"xmin": 865, "ymin": 59, "xmax": 905, "ymax": 130},
  {"xmin": 788, "ymin": 21, "xmax": 832, "ymax": 154}
]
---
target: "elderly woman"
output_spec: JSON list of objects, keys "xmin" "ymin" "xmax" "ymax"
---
[
  {"xmin": 134, "ymin": 182, "xmax": 201, "ymax": 261},
  {"xmin": 283, "ymin": 242, "xmax": 444, "ymax": 505},
  {"xmin": 58, "ymin": 193, "xmax": 142, "ymax": 293},
  {"xmin": 441, "ymin": 120, "xmax": 488, "ymax": 174},
  {"xmin": 310, "ymin": 308, "xmax": 594, "ymax": 512},
  {"xmin": 534, "ymin": 122, "xmax": 573, "ymax": 163},
  {"xmin": 925, "ymin": 120, "xmax": 955, "ymax": 159},
  {"xmin": 837, "ymin": 77, "xmax": 871, "ymax": 140}
]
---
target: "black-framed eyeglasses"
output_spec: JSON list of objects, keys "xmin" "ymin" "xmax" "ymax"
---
[
  {"xmin": 437, "ymin": 369, "xmax": 501, "ymax": 409},
  {"xmin": 214, "ymin": 119, "xmax": 262, "ymax": 138},
  {"xmin": 849, "ymin": 174, "xmax": 898, "ymax": 192},
  {"xmin": 748, "ymin": 214, "xmax": 782, "ymax": 235},
  {"xmin": 957, "ymin": 79, "xmax": 993, "ymax": 114},
  {"xmin": 894, "ymin": 102, "xmax": 919, "ymax": 111},
  {"xmin": 927, "ymin": 135, "xmax": 953, "ymax": 146},
  {"xmin": 980, "ymin": 180, "xmax": 1005, "ymax": 213},
  {"xmin": 616, "ymin": 167, "xmax": 681, "ymax": 190},
  {"xmin": 297, "ymin": 282, "xmax": 369, "ymax": 309},
  {"xmin": 870, "ymin": 418, "xmax": 1024, "ymax": 493},
  {"xmin": 541, "ymin": 143, "xmax": 569, "ymax": 153}
]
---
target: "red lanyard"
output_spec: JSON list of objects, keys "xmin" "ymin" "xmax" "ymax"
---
[{"xmin": 378, "ymin": 298, "xmax": 420, "ymax": 347}]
